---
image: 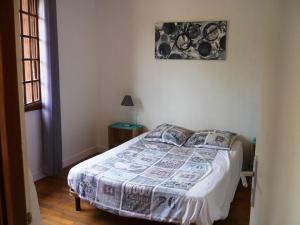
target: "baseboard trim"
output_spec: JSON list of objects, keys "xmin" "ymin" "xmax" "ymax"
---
[
  {"xmin": 63, "ymin": 145, "xmax": 108, "ymax": 168},
  {"xmin": 33, "ymin": 145, "xmax": 109, "ymax": 181},
  {"xmin": 63, "ymin": 146, "xmax": 98, "ymax": 168}
]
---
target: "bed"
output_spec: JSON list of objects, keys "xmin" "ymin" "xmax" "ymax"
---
[{"xmin": 68, "ymin": 132, "xmax": 243, "ymax": 225}]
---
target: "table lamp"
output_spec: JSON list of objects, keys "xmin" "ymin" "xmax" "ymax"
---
[
  {"xmin": 121, "ymin": 95, "xmax": 137, "ymax": 125},
  {"xmin": 121, "ymin": 95, "xmax": 134, "ymax": 107}
]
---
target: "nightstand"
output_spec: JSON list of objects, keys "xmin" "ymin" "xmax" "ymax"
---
[
  {"xmin": 241, "ymin": 138, "xmax": 256, "ymax": 188},
  {"xmin": 108, "ymin": 122, "xmax": 143, "ymax": 149},
  {"xmin": 249, "ymin": 138, "xmax": 256, "ymax": 170}
]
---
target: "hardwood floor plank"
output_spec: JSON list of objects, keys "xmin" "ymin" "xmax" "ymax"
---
[{"xmin": 36, "ymin": 162, "xmax": 250, "ymax": 225}]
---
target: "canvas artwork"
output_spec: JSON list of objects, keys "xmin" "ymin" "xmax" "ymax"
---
[{"xmin": 155, "ymin": 21, "xmax": 227, "ymax": 60}]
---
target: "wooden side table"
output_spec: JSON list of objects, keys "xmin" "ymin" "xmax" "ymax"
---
[
  {"xmin": 249, "ymin": 138, "xmax": 256, "ymax": 170},
  {"xmin": 108, "ymin": 122, "xmax": 143, "ymax": 149},
  {"xmin": 241, "ymin": 138, "xmax": 256, "ymax": 188}
]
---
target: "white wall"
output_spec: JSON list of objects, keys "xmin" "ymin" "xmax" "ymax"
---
[
  {"xmin": 54, "ymin": 0, "xmax": 264, "ymax": 167},
  {"xmin": 95, "ymin": 0, "xmax": 264, "ymax": 147},
  {"xmin": 25, "ymin": 111, "xmax": 44, "ymax": 180},
  {"xmin": 56, "ymin": 0, "xmax": 101, "ymax": 166},
  {"xmin": 250, "ymin": 0, "xmax": 300, "ymax": 224},
  {"xmin": 53, "ymin": 0, "xmax": 265, "ymax": 168}
]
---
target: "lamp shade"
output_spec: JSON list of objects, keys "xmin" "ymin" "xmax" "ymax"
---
[{"xmin": 121, "ymin": 95, "xmax": 134, "ymax": 106}]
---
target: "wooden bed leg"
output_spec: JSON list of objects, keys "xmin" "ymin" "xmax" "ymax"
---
[
  {"xmin": 69, "ymin": 188, "xmax": 81, "ymax": 211},
  {"xmin": 75, "ymin": 196, "xmax": 81, "ymax": 211}
]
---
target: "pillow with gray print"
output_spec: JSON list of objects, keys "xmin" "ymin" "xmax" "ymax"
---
[
  {"xmin": 161, "ymin": 125, "xmax": 193, "ymax": 147},
  {"xmin": 144, "ymin": 124, "xmax": 193, "ymax": 147},
  {"xmin": 184, "ymin": 131, "xmax": 210, "ymax": 147},
  {"xmin": 184, "ymin": 129, "xmax": 237, "ymax": 150},
  {"xmin": 143, "ymin": 124, "xmax": 173, "ymax": 142}
]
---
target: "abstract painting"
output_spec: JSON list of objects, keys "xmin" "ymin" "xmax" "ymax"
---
[{"xmin": 155, "ymin": 21, "xmax": 227, "ymax": 60}]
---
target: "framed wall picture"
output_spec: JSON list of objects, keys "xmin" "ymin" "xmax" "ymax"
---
[{"xmin": 155, "ymin": 21, "xmax": 227, "ymax": 60}]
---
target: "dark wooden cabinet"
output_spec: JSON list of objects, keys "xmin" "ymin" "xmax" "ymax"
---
[{"xmin": 108, "ymin": 122, "xmax": 143, "ymax": 149}]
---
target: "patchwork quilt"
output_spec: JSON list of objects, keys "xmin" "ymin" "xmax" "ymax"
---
[{"xmin": 68, "ymin": 140, "xmax": 218, "ymax": 223}]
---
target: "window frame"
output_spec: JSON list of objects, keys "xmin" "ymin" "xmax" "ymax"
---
[{"xmin": 19, "ymin": 0, "xmax": 42, "ymax": 112}]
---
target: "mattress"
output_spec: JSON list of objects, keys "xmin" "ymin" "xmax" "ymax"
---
[{"xmin": 68, "ymin": 133, "xmax": 243, "ymax": 225}]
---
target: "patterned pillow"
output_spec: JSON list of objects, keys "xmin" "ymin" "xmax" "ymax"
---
[
  {"xmin": 144, "ymin": 124, "xmax": 173, "ymax": 142},
  {"xmin": 184, "ymin": 131, "xmax": 209, "ymax": 147},
  {"xmin": 184, "ymin": 129, "xmax": 237, "ymax": 150},
  {"xmin": 161, "ymin": 125, "xmax": 193, "ymax": 147},
  {"xmin": 144, "ymin": 124, "xmax": 193, "ymax": 147},
  {"xmin": 205, "ymin": 130, "xmax": 237, "ymax": 149}
]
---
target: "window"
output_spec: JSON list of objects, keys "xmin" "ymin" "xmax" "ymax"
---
[{"xmin": 19, "ymin": 0, "xmax": 42, "ymax": 111}]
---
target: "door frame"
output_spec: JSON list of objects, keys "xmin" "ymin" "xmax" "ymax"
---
[{"xmin": 0, "ymin": 0, "xmax": 27, "ymax": 224}]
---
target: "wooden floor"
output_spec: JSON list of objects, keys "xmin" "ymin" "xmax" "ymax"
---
[{"xmin": 36, "ymin": 165, "xmax": 251, "ymax": 225}]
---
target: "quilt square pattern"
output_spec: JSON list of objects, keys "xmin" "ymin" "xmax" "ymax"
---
[
  {"xmin": 72, "ymin": 140, "xmax": 218, "ymax": 221},
  {"xmin": 121, "ymin": 183, "xmax": 154, "ymax": 215}
]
